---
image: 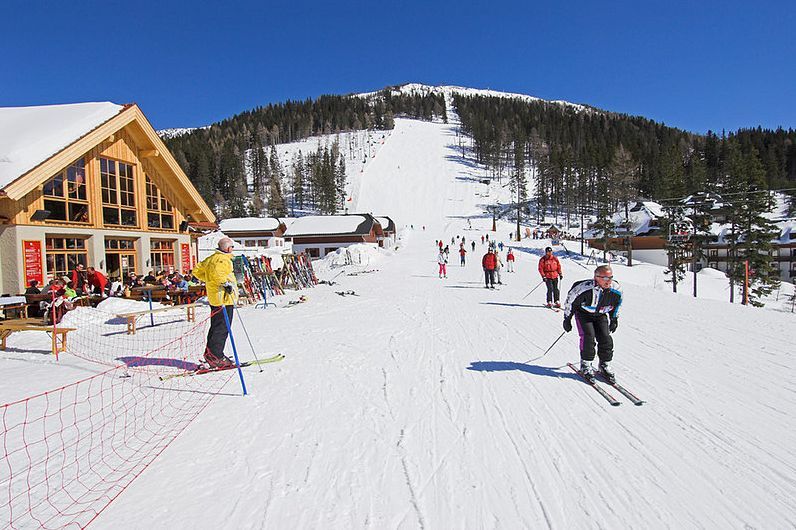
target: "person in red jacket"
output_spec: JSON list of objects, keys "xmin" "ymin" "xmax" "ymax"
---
[
  {"xmin": 482, "ymin": 248, "xmax": 497, "ymax": 289},
  {"xmin": 87, "ymin": 267, "xmax": 109, "ymax": 297},
  {"xmin": 506, "ymin": 249, "xmax": 515, "ymax": 272},
  {"xmin": 71, "ymin": 263, "xmax": 89, "ymax": 295},
  {"xmin": 538, "ymin": 247, "xmax": 563, "ymax": 307},
  {"xmin": 459, "ymin": 244, "xmax": 467, "ymax": 266}
]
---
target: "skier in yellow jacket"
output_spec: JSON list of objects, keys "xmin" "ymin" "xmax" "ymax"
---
[{"xmin": 193, "ymin": 237, "xmax": 238, "ymax": 368}]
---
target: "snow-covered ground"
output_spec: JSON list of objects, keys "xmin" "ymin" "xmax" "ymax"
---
[{"xmin": 2, "ymin": 117, "xmax": 795, "ymax": 529}]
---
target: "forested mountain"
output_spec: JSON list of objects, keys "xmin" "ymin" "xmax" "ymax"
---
[
  {"xmin": 453, "ymin": 94, "xmax": 796, "ymax": 218},
  {"xmin": 163, "ymin": 90, "xmax": 446, "ymax": 217}
]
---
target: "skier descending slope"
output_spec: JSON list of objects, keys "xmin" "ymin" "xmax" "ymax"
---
[
  {"xmin": 562, "ymin": 265, "xmax": 622, "ymax": 383},
  {"xmin": 538, "ymin": 247, "xmax": 563, "ymax": 308},
  {"xmin": 437, "ymin": 248, "xmax": 448, "ymax": 279}
]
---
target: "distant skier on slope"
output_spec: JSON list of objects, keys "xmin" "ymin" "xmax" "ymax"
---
[
  {"xmin": 437, "ymin": 249, "xmax": 448, "ymax": 279},
  {"xmin": 538, "ymin": 247, "xmax": 563, "ymax": 308},
  {"xmin": 482, "ymin": 248, "xmax": 497, "ymax": 289},
  {"xmin": 506, "ymin": 249, "xmax": 515, "ymax": 272},
  {"xmin": 494, "ymin": 250, "xmax": 504, "ymax": 285},
  {"xmin": 459, "ymin": 245, "xmax": 467, "ymax": 266},
  {"xmin": 562, "ymin": 265, "xmax": 622, "ymax": 383}
]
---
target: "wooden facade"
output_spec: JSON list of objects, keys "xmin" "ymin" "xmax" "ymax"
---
[{"xmin": 0, "ymin": 103, "xmax": 214, "ymax": 293}]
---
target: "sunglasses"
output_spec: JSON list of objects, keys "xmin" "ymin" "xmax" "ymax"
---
[{"xmin": 596, "ymin": 275, "xmax": 613, "ymax": 280}]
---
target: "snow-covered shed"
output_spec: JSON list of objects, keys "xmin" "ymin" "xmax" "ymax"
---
[
  {"xmin": 217, "ymin": 217, "xmax": 288, "ymax": 250},
  {"xmin": 0, "ymin": 102, "xmax": 214, "ymax": 292},
  {"xmin": 284, "ymin": 214, "xmax": 385, "ymax": 258}
]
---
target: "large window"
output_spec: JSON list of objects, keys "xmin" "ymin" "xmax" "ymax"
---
[
  {"xmin": 45, "ymin": 237, "xmax": 88, "ymax": 279},
  {"xmin": 101, "ymin": 158, "xmax": 137, "ymax": 227},
  {"xmin": 150, "ymin": 240, "xmax": 175, "ymax": 272},
  {"xmin": 105, "ymin": 238, "xmax": 137, "ymax": 280},
  {"xmin": 42, "ymin": 159, "xmax": 89, "ymax": 223},
  {"xmin": 145, "ymin": 176, "xmax": 175, "ymax": 230}
]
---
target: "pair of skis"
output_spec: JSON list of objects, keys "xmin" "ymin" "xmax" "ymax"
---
[
  {"xmin": 159, "ymin": 354, "xmax": 285, "ymax": 381},
  {"xmin": 566, "ymin": 363, "xmax": 645, "ymax": 406}
]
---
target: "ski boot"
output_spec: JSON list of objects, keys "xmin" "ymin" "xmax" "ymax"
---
[
  {"xmin": 546, "ymin": 302, "xmax": 553, "ymax": 309},
  {"xmin": 579, "ymin": 360, "xmax": 596, "ymax": 383},
  {"xmin": 554, "ymin": 301, "xmax": 561, "ymax": 309},
  {"xmin": 599, "ymin": 362, "xmax": 616, "ymax": 384},
  {"xmin": 204, "ymin": 351, "xmax": 234, "ymax": 369}
]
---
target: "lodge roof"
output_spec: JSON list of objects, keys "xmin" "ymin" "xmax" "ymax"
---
[{"xmin": 284, "ymin": 214, "xmax": 382, "ymax": 237}]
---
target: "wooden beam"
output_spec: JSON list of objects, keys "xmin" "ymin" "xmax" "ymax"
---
[
  {"xmin": 106, "ymin": 134, "xmax": 115, "ymax": 143},
  {"xmin": 139, "ymin": 149, "xmax": 159, "ymax": 158}
]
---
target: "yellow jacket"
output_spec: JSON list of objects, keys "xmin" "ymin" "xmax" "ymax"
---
[{"xmin": 193, "ymin": 251, "xmax": 238, "ymax": 306}]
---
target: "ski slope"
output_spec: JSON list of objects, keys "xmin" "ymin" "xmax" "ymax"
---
[{"xmin": 3, "ymin": 118, "xmax": 795, "ymax": 529}]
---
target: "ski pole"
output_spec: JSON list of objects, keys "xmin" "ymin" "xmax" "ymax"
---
[
  {"xmin": 520, "ymin": 280, "xmax": 544, "ymax": 300},
  {"xmin": 523, "ymin": 331, "xmax": 566, "ymax": 364},
  {"xmin": 236, "ymin": 310, "xmax": 263, "ymax": 372}
]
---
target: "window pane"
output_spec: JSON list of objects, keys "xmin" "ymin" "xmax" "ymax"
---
[
  {"xmin": 103, "ymin": 207, "xmax": 120, "ymax": 225},
  {"xmin": 43, "ymin": 175, "xmax": 64, "ymax": 197},
  {"xmin": 44, "ymin": 199, "xmax": 67, "ymax": 220},
  {"xmin": 161, "ymin": 214, "xmax": 174, "ymax": 229},
  {"xmin": 148, "ymin": 212, "xmax": 160, "ymax": 228},
  {"xmin": 121, "ymin": 209, "xmax": 137, "ymax": 226},
  {"xmin": 68, "ymin": 203, "xmax": 89, "ymax": 223}
]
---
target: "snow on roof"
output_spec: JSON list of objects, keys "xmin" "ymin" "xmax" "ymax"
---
[
  {"xmin": 284, "ymin": 215, "xmax": 371, "ymax": 237},
  {"xmin": 218, "ymin": 217, "xmax": 282, "ymax": 233},
  {"xmin": 0, "ymin": 102, "xmax": 124, "ymax": 189},
  {"xmin": 376, "ymin": 216, "xmax": 395, "ymax": 232}
]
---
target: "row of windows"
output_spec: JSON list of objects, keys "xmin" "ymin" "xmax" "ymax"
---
[
  {"xmin": 43, "ymin": 237, "xmax": 181, "ymax": 279},
  {"xmin": 41, "ymin": 157, "xmax": 176, "ymax": 230}
]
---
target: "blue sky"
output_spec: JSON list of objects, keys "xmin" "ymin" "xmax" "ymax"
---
[{"xmin": 1, "ymin": 0, "xmax": 793, "ymax": 133}]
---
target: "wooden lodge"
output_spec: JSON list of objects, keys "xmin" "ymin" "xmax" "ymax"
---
[
  {"xmin": 0, "ymin": 102, "xmax": 215, "ymax": 294},
  {"xmin": 284, "ymin": 214, "xmax": 385, "ymax": 258}
]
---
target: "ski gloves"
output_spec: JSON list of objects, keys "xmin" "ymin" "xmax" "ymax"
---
[
  {"xmin": 223, "ymin": 281, "xmax": 235, "ymax": 295},
  {"xmin": 563, "ymin": 318, "xmax": 572, "ymax": 332},
  {"xmin": 609, "ymin": 318, "xmax": 618, "ymax": 333}
]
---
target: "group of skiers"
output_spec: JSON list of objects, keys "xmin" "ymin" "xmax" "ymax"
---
[{"xmin": 436, "ymin": 235, "xmax": 622, "ymax": 383}]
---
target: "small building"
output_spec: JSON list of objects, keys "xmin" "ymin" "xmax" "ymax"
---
[
  {"xmin": 218, "ymin": 217, "xmax": 289, "ymax": 251},
  {"xmin": 375, "ymin": 216, "xmax": 396, "ymax": 247},
  {"xmin": 585, "ymin": 201, "xmax": 670, "ymax": 266},
  {"xmin": 284, "ymin": 214, "xmax": 384, "ymax": 258},
  {"xmin": 701, "ymin": 220, "xmax": 796, "ymax": 282},
  {"xmin": 0, "ymin": 102, "xmax": 215, "ymax": 293}
]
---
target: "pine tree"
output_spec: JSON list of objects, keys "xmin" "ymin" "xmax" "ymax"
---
[
  {"xmin": 267, "ymin": 146, "xmax": 286, "ymax": 216},
  {"xmin": 662, "ymin": 205, "xmax": 689, "ymax": 292}
]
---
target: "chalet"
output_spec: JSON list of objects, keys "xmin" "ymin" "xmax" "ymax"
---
[
  {"xmin": 585, "ymin": 201, "xmax": 670, "ymax": 266},
  {"xmin": 0, "ymin": 102, "xmax": 215, "ymax": 293},
  {"xmin": 218, "ymin": 217, "xmax": 288, "ymax": 250},
  {"xmin": 284, "ymin": 214, "xmax": 384, "ymax": 258},
  {"xmin": 375, "ymin": 216, "xmax": 396, "ymax": 247},
  {"xmin": 701, "ymin": 220, "xmax": 796, "ymax": 282}
]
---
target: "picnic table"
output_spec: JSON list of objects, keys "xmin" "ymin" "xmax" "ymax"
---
[
  {"xmin": 0, "ymin": 296, "xmax": 28, "ymax": 319},
  {"xmin": 0, "ymin": 318, "xmax": 76, "ymax": 356},
  {"xmin": 115, "ymin": 303, "xmax": 199, "ymax": 335}
]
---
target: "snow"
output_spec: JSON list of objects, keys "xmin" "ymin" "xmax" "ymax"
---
[
  {"xmin": 283, "ymin": 214, "xmax": 370, "ymax": 236},
  {"xmin": 218, "ymin": 216, "xmax": 282, "ymax": 233},
  {"xmin": 0, "ymin": 102, "xmax": 123, "ymax": 188},
  {"xmin": 2, "ymin": 114, "xmax": 796, "ymax": 529}
]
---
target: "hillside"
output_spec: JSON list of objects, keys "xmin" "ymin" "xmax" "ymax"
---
[{"xmin": 4, "ymin": 113, "xmax": 795, "ymax": 528}]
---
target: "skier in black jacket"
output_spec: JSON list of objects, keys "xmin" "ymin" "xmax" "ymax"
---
[{"xmin": 562, "ymin": 265, "xmax": 622, "ymax": 383}]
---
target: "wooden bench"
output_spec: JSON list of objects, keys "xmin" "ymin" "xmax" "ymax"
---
[
  {"xmin": 115, "ymin": 303, "xmax": 199, "ymax": 335},
  {"xmin": 0, "ymin": 318, "xmax": 76, "ymax": 356}
]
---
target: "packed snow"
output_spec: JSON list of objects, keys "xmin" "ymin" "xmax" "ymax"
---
[
  {"xmin": 2, "ymin": 114, "xmax": 795, "ymax": 529},
  {"xmin": 0, "ymin": 102, "xmax": 123, "ymax": 187}
]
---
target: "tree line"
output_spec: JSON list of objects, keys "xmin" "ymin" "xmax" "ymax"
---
[{"xmin": 164, "ymin": 90, "xmax": 447, "ymax": 218}]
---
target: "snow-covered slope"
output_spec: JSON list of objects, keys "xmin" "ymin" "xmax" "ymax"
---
[{"xmin": 2, "ymin": 116, "xmax": 795, "ymax": 529}]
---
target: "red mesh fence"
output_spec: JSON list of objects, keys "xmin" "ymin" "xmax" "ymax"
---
[{"xmin": 0, "ymin": 302, "xmax": 237, "ymax": 528}]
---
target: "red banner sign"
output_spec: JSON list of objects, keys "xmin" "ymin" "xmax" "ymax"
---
[
  {"xmin": 181, "ymin": 243, "xmax": 191, "ymax": 272},
  {"xmin": 23, "ymin": 240, "xmax": 44, "ymax": 287}
]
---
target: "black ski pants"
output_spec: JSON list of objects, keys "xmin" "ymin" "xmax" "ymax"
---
[
  {"xmin": 484, "ymin": 269, "xmax": 495, "ymax": 287},
  {"xmin": 575, "ymin": 313, "xmax": 613, "ymax": 363},
  {"xmin": 544, "ymin": 278, "xmax": 560, "ymax": 303},
  {"xmin": 206, "ymin": 305, "xmax": 234, "ymax": 359}
]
